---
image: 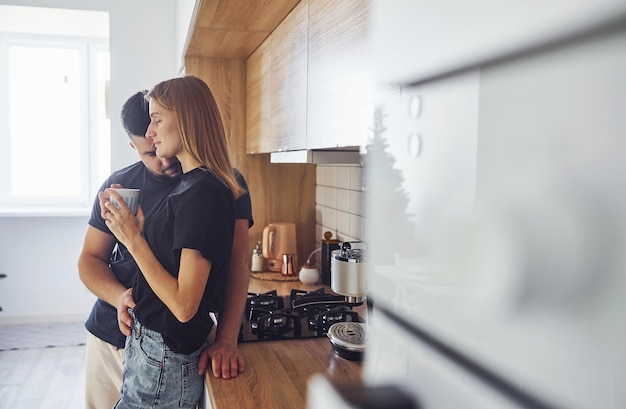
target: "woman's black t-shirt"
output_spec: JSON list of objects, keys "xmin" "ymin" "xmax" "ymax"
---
[{"xmin": 133, "ymin": 167, "xmax": 235, "ymax": 354}]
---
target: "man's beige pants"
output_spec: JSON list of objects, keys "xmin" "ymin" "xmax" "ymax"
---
[{"xmin": 85, "ymin": 332, "xmax": 124, "ymax": 409}]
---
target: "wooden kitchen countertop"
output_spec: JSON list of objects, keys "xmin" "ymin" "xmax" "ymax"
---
[
  {"xmin": 205, "ymin": 338, "xmax": 362, "ymax": 409},
  {"xmin": 204, "ymin": 276, "xmax": 363, "ymax": 409},
  {"xmin": 246, "ymin": 273, "xmax": 327, "ymax": 294}
]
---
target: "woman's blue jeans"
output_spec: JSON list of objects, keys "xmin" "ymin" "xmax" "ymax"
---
[{"xmin": 114, "ymin": 313, "xmax": 205, "ymax": 409}]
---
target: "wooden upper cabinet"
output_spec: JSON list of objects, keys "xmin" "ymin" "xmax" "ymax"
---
[
  {"xmin": 246, "ymin": 39, "xmax": 272, "ymax": 153},
  {"xmin": 307, "ymin": 0, "xmax": 372, "ymax": 149},
  {"xmin": 270, "ymin": 0, "xmax": 308, "ymax": 151},
  {"xmin": 246, "ymin": 0, "xmax": 371, "ymax": 153},
  {"xmin": 246, "ymin": 0, "xmax": 308, "ymax": 153},
  {"xmin": 187, "ymin": 0, "xmax": 301, "ymax": 59}
]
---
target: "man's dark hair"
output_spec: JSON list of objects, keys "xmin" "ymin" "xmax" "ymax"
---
[{"xmin": 120, "ymin": 90, "xmax": 150, "ymax": 139}]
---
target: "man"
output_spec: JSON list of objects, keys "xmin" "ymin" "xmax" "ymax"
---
[{"xmin": 78, "ymin": 91, "xmax": 253, "ymax": 409}]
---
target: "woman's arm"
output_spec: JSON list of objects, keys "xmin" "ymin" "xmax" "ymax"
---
[
  {"xmin": 129, "ymin": 241, "xmax": 211, "ymax": 322},
  {"xmin": 202, "ymin": 218, "xmax": 249, "ymax": 378},
  {"xmin": 104, "ymin": 189, "xmax": 210, "ymax": 323}
]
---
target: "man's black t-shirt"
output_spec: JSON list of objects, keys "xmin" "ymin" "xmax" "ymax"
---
[{"xmin": 84, "ymin": 162, "xmax": 178, "ymax": 348}]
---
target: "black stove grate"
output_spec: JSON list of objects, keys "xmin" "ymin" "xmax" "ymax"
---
[{"xmin": 239, "ymin": 288, "xmax": 364, "ymax": 342}]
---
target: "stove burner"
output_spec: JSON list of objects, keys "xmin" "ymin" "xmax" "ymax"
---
[
  {"xmin": 239, "ymin": 288, "xmax": 365, "ymax": 343},
  {"xmin": 249, "ymin": 307, "xmax": 274, "ymax": 323},
  {"xmin": 246, "ymin": 290, "xmax": 285, "ymax": 318},
  {"xmin": 289, "ymin": 288, "xmax": 325, "ymax": 305},
  {"xmin": 256, "ymin": 312, "xmax": 301, "ymax": 340},
  {"xmin": 328, "ymin": 322, "xmax": 367, "ymax": 361},
  {"xmin": 308, "ymin": 306, "xmax": 362, "ymax": 333}
]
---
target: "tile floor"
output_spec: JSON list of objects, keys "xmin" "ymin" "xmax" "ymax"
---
[{"xmin": 0, "ymin": 322, "xmax": 86, "ymax": 351}]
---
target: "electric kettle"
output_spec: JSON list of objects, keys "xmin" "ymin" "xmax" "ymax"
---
[{"xmin": 262, "ymin": 222, "xmax": 298, "ymax": 272}]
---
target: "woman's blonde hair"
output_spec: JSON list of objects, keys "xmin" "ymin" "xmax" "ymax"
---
[{"xmin": 148, "ymin": 75, "xmax": 244, "ymax": 198}]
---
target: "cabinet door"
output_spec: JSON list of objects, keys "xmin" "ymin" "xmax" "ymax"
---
[
  {"xmin": 246, "ymin": 39, "xmax": 273, "ymax": 153},
  {"xmin": 307, "ymin": 0, "xmax": 372, "ymax": 149},
  {"xmin": 270, "ymin": 0, "xmax": 308, "ymax": 151}
]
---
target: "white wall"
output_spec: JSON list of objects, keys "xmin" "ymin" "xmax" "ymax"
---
[
  {"xmin": 176, "ymin": 0, "xmax": 197, "ymax": 73},
  {"xmin": 315, "ymin": 164, "xmax": 365, "ymax": 244},
  {"xmin": 0, "ymin": 0, "xmax": 178, "ymax": 324},
  {"xmin": 0, "ymin": 217, "xmax": 93, "ymax": 324}
]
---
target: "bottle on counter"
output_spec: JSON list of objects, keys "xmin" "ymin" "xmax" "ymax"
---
[
  {"xmin": 321, "ymin": 231, "xmax": 341, "ymax": 285},
  {"xmin": 251, "ymin": 241, "xmax": 264, "ymax": 272}
]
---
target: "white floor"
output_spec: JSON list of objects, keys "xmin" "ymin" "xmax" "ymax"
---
[{"xmin": 0, "ymin": 345, "xmax": 86, "ymax": 409}]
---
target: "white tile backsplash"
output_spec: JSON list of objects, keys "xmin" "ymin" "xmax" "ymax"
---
[
  {"xmin": 336, "ymin": 189, "xmax": 350, "ymax": 212},
  {"xmin": 335, "ymin": 210, "xmax": 350, "ymax": 235},
  {"xmin": 349, "ymin": 213, "xmax": 364, "ymax": 238},
  {"xmin": 315, "ymin": 185, "xmax": 325, "ymax": 205},
  {"xmin": 323, "ymin": 186, "xmax": 337, "ymax": 208},
  {"xmin": 315, "ymin": 164, "xmax": 365, "ymax": 244},
  {"xmin": 316, "ymin": 164, "xmax": 325, "ymax": 183},
  {"xmin": 349, "ymin": 166, "xmax": 364, "ymax": 191},
  {"xmin": 318, "ymin": 165, "xmax": 336, "ymax": 187},
  {"xmin": 349, "ymin": 190, "xmax": 364, "ymax": 216},
  {"xmin": 325, "ymin": 206, "xmax": 338, "ymax": 228},
  {"xmin": 336, "ymin": 167, "xmax": 351, "ymax": 189}
]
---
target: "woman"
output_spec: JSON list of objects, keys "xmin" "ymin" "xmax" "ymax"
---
[{"xmin": 104, "ymin": 75, "xmax": 245, "ymax": 408}]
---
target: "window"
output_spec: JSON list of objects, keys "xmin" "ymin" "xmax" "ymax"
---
[{"xmin": 0, "ymin": 6, "xmax": 109, "ymax": 214}]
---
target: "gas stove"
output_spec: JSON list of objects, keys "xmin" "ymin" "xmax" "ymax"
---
[{"xmin": 239, "ymin": 288, "xmax": 365, "ymax": 342}]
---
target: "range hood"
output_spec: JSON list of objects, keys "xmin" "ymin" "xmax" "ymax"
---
[{"xmin": 270, "ymin": 148, "xmax": 363, "ymax": 164}]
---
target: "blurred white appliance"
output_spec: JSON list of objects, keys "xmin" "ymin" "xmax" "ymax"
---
[
  {"xmin": 308, "ymin": 1, "xmax": 626, "ymax": 408},
  {"xmin": 331, "ymin": 241, "xmax": 367, "ymax": 302},
  {"xmin": 328, "ymin": 241, "xmax": 368, "ymax": 361}
]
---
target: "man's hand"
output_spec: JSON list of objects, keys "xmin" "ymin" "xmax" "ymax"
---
[
  {"xmin": 199, "ymin": 340, "xmax": 245, "ymax": 379},
  {"xmin": 116, "ymin": 288, "xmax": 136, "ymax": 336}
]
